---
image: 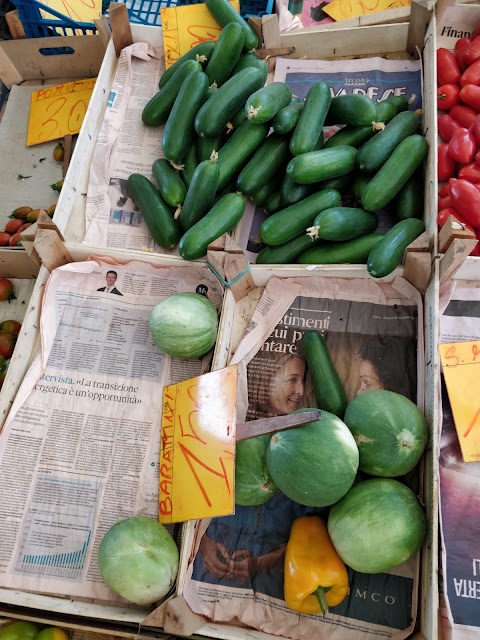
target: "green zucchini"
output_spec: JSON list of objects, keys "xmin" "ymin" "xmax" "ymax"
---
[
  {"xmin": 367, "ymin": 219, "xmax": 425, "ymax": 278},
  {"xmin": 297, "ymin": 233, "xmax": 383, "ymax": 264},
  {"xmin": 142, "ymin": 59, "xmax": 201, "ymax": 127},
  {"xmin": 376, "ymin": 99, "xmax": 397, "ymax": 123},
  {"xmin": 286, "ymin": 146, "xmax": 357, "ymax": 184},
  {"xmin": 280, "ymin": 174, "xmax": 315, "ymax": 207},
  {"xmin": 326, "ymin": 95, "xmax": 378, "ymax": 127},
  {"xmin": 178, "ymin": 153, "xmax": 220, "ymax": 231},
  {"xmin": 260, "ymin": 189, "xmax": 341, "ymax": 246},
  {"xmin": 383, "ymin": 95, "xmax": 409, "ymax": 113},
  {"xmin": 272, "ymin": 100, "xmax": 304, "ymax": 135},
  {"xmin": 301, "ymin": 331, "xmax": 348, "ymax": 418},
  {"xmin": 308, "ymin": 207, "xmax": 378, "ymax": 241},
  {"xmin": 361, "ymin": 134, "xmax": 428, "ymax": 212},
  {"xmin": 195, "ymin": 67, "xmax": 265, "ymax": 138},
  {"xmin": 324, "ymin": 124, "xmax": 377, "ymax": 149},
  {"xmin": 162, "ymin": 72, "xmax": 209, "ymax": 164},
  {"xmin": 233, "ymin": 52, "xmax": 268, "ymax": 83},
  {"xmin": 264, "ymin": 191, "xmax": 284, "ymax": 216},
  {"xmin": 127, "ymin": 174, "xmax": 180, "ymax": 249},
  {"xmin": 159, "ymin": 41, "xmax": 215, "ymax": 89},
  {"xmin": 198, "ymin": 135, "xmax": 223, "ymax": 162},
  {"xmin": 256, "ymin": 234, "xmax": 321, "ymax": 264},
  {"xmin": 394, "ymin": 171, "xmax": 424, "ymax": 221},
  {"xmin": 290, "ymin": 82, "xmax": 331, "ymax": 156},
  {"xmin": 179, "ymin": 192, "xmax": 246, "ymax": 260},
  {"xmin": 356, "ymin": 110, "xmax": 420, "ymax": 173},
  {"xmin": 205, "ymin": 22, "xmax": 245, "ymax": 87},
  {"xmin": 205, "ymin": 0, "xmax": 258, "ymax": 51},
  {"xmin": 152, "ymin": 159, "xmax": 187, "ymax": 208},
  {"xmin": 181, "ymin": 144, "xmax": 199, "ymax": 188},
  {"xmin": 217, "ymin": 120, "xmax": 269, "ymax": 191},
  {"xmin": 246, "ymin": 82, "xmax": 292, "ymax": 124},
  {"xmin": 352, "ymin": 173, "xmax": 372, "ymax": 203},
  {"xmin": 237, "ymin": 134, "xmax": 291, "ymax": 196}
]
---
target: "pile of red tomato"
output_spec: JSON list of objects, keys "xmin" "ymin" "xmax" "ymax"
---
[
  {"xmin": 0, "ymin": 278, "xmax": 22, "ymax": 389},
  {"xmin": 437, "ymin": 25, "xmax": 480, "ymax": 256},
  {"xmin": 0, "ymin": 205, "xmax": 55, "ymax": 248}
]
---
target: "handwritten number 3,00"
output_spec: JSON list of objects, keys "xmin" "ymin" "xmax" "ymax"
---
[
  {"xmin": 39, "ymin": 98, "xmax": 87, "ymax": 143},
  {"xmin": 40, "ymin": 96, "xmax": 67, "ymax": 142}
]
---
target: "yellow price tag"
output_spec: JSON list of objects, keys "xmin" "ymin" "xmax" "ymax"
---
[
  {"xmin": 27, "ymin": 78, "xmax": 96, "ymax": 147},
  {"xmin": 161, "ymin": 1, "xmax": 240, "ymax": 69},
  {"xmin": 323, "ymin": 0, "xmax": 411, "ymax": 21},
  {"xmin": 159, "ymin": 365, "xmax": 237, "ymax": 524},
  {"xmin": 39, "ymin": 0, "xmax": 101, "ymax": 35},
  {"xmin": 439, "ymin": 341, "xmax": 480, "ymax": 463}
]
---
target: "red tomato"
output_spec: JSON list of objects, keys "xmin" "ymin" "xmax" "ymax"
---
[
  {"xmin": 459, "ymin": 161, "xmax": 480, "ymax": 183},
  {"xmin": 439, "ymin": 143, "xmax": 457, "ymax": 181},
  {"xmin": 438, "ymin": 195, "xmax": 454, "ymax": 212},
  {"xmin": 8, "ymin": 233, "xmax": 22, "ymax": 247},
  {"xmin": 437, "ymin": 48, "xmax": 461, "ymax": 85},
  {"xmin": 437, "ymin": 84, "xmax": 461, "ymax": 110},
  {"xmin": 475, "ymin": 151, "xmax": 480, "ymax": 167},
  {"xmin": 449, "ymin": 104, "xmax": 478, "ymax": 128},
  {"xmin": 449, "ymin": 178, "xmax": 480, "ymax": 227},
  {"xmin": 460, "ymin": 84, "xmax": 480, "ymax": 111},
  {"xmin": 0, "ymin": 232, "xmax": 11, "ymax": 247},
  {"xmin": 17, "ymin": 223, "xmax": 31, "ymax": 233},
  {"xmin": 471, "ymin": 115, "xmax": 480, "ymax": 147},
  {"xmin": 448, "ymin": 127, "xmax": 476, "ymax": 164},
  {"xmin": 438, "ymin": 114, "xmax": 461, "ymax": 142},
  {"xmin": 0, "ymin": 278, "xmax": 15, "ymax": 302},
  {"xmin": 438, "ymin": 183, "xmax": 451, "ymax": 197},
  {"xmin": 464, "ymin": 36, "xmax": 480, "ymax": 67},
  {"xmin": 0, "ymin": 320, "xmax": 21, "ymax": 334},
  {"xmin": 461, "ymin": 59, "xmax": 480, "ymax": 87},
  {"xmin": 5, "ymin": 219, "xmax": 24, "ymax": 234},
  {"xmin": 0, "ymin": 333, "xmax": 16, "ymax": 359},
  {"xmin": 438, "ymin": 208, "xmax": 475, "ymax": 231},
  {"xmin": 455, "ymin": 37, "xmax": 473, "ymax": 71}
]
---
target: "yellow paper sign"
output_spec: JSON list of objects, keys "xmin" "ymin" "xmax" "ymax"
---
[
  {"xmin": 440, "ymin": 341, "xmax": 480, "ymax": 462},
  {"xmin": 323, "ymin": 0, "xmax": 411, "ymax": 22},
  {"xmin": 39, "ymin": 0, "xmax": 101, "ymax": 35},
  {"xmin": 161, "ymin": 1, "xmax": 240, "ymax": 69},
  {"xmin": 159, "ymin": 365, "xmax": 237, "ymax": 524},
  {"xmin": 27, "ymin": 78, "xmax": 96, "ymax": 147}
]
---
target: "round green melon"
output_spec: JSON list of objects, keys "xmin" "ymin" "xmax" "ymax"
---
[
  {"xmin": 235, "ymin": 434, "xmax": 279, "ymax": 506},
  {"xmin": 344, "ymin": 389, "xmax": 427, "ymax": 477},
  {"xmin": 149, "ymin": 292, "xmax": 218, "ymax": 359},
  {"xmin": 328, "ymin": 478, "xmax": 427, "ymax": 573},
  {"xmin": 266, "ymin": 409, "xmax": 359, "ymax": 507}
]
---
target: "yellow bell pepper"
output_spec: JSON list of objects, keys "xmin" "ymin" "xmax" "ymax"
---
[{"xmin": 284, "ymin": 515, "xmax": 349, "ymax": 615}]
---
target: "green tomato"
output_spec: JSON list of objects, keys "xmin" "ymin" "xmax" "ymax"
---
[
  {"xmin": 35, "ymin": 628, "xmax": 69, "ymax": 640},
  {"xmin": 0, "ymin": 622, "xmax": 40, "ymax": 640}
]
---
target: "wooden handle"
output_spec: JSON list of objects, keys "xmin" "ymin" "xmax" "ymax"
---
[{"xmin": 236, "ymin": 410, "xmax": 321, "ymax": 442}]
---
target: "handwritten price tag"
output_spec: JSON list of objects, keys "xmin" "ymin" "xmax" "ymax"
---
[
  {"xmin": 161, "ymin": 1, "xmax": 240, "ymax": 70},
  {"xmin": 27, "ymin": 78, "xmax": 96, "ymax": 147},
  {"xmin": 323, "ymin": 0, "xmax": 410, "ymax": 21},
  {"xmin": 159, "ymin": 365, "xmax": 237, "ymax": 524},
  {"xmin": 439, "ymin": 341, "xmax": 480, "ymax": 462}
]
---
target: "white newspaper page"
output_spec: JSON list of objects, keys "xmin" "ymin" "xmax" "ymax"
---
[
  {"xmin": 0, "ymin": 259, "xmax": 223, "ymax": 601},
  {"xmin": 183, "ymin": 275, "xmax": 424, "ymax": 640},
  {"xmin": 439, "ymin": 285, "xmax": 480, "ymax": 640}
]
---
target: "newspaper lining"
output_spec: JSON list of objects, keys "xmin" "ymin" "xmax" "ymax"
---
[
  {"xmin": 0, "ymin": 259, "xmax": 223, "ymax": 602},
  {"xmin": 182, "ymin": 275, "xmax": 425, "ymax": 640}
]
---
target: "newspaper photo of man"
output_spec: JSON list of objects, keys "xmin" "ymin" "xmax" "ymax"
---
[{"xmin": 97, "ymin": 270, "xmax": 123, "ymax": 296}]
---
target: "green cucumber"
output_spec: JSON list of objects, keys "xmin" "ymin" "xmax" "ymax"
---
[
  {"xmin": 207, "ymin": 86, "xmax": 218, "ymax": 100},
  {"xmin": 205, "ymin": 22, "xmax": 245, "ymax": 87},
  {"xmin": 272, "ymin": 100, "xmax": 304, "ymax": 135},
  {"xmin": 195, "ymin": 67, "xmax": 265, "ymax": 138},
  {"xmin": 127, "ymin": 174, "xmax": 180, "ymax": 249},
  {"xmin": 301, "ymin": 330, "xmax": 348, "ymax": 418},
  {"xmin": 260, "ymin": 189, "xmax": 341, "ymax": 246},
  {"xmin": 361, "ymin": 134, "xmax": 428, "ymax": 212},
  {"xmin": 286, "ymin": 146, "xmax": 357, "ymax": 184},
  {"xmin": 162, "ymin": 72, "xmax": 209, "ymax": 164},
  {"xmin": 159, "ymin": 41, "xmax": 215, "ymax": 89},
  {"xmin": 152, "ymin": 159, "xmax": 187, "ymax": 208},
  {"xmin": 308, "ymin": 207, "xmax": 378, "ymax": 242},
  {"xmin": 356, "ymin": 111, "xmax": 420, "ymax": 173},
  {"xmin": 142, "ymin": 60, "xmax": 201, "ymax": 127},
  {"xmin": 256, "ymin": 234, "xmax": 321, "ymax": 264},
  {"xmin": 198, "ymin": 135, "xmax": 223, "ymax": 162},
  {"xmin": 367, "ymin": 219, "xmax": 425, "ymax": 278},
  {"xmin": 376, "ymin": 99, "xmax": 398, "ymax": 123},
  {"xmin": 352, "ymin": 173, "xmax": 372, "ymax": 202},
  {"xmin": 245, "ymin": 82, "xmax": 292, "ymax": 124},
  {"xmin": 383, "ymin": 95, "xmax": 409, "ymax": 113},
  {"xmin": 205, "ymin": 0, "xmax": 258, "ymax": 51},
  {"xmin": 226, "ymin": 107, "xmax": 248, "ymax": 134},
  {"xmin": 251, "ymin": 173, "xmax": 284, "ymax": 207},
  {"xmin": 212, "ymin": 178, "xmax": 236, "ymax": 205},
  {"xmin": 297, "ymin": 233, "xmax": 383, "ymax": 264},
  {"xmin": 233, "ymin": 53, "xmax": 268, "ymax": 83},
  {"xmin": 280, "ymin": 174, "xmax": 315, "ymax": 207},
  {"xmin": 264, "ymin": 191, "xmax": 284, "ymax": 216},
  {"xmin": 319, "ymin": 173, "xmax": 352, "ymax": 193},
  {"xmin": 178, "ymin": 153, "xmax": 220, "ymax": 231},
  {"xmin": 179, "ymin": 192, "xmax": 246, "ymax": 260},
  {"xmin": 237, "ymin": 134, "xmax": 290, "ymax": 196},
  {"xmin": 217, "ymin": 120, "xmax": 269, "ymax": 191},
  {"xmin": 290, "ymin": 82, "xmax": 331, "ymax": 156},
  {"xmin": 181, "ymin": 144, "xmax": 199, "ymax": 188},
  {"xmin": 324, "ymin": 124, "xmax": 377, "ymax": 149},
  {"xmin": 326, "ymin": 95, "xmax": 378, "ymax": 127},
  {"xmin": 394, "ymin": 171, "xmax": 424, "ymax": 221}
]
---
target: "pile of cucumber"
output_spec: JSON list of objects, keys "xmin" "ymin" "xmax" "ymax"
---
[{"xmin": 130, "ymin": 0, "xmax": 428, "ymax": 275}]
